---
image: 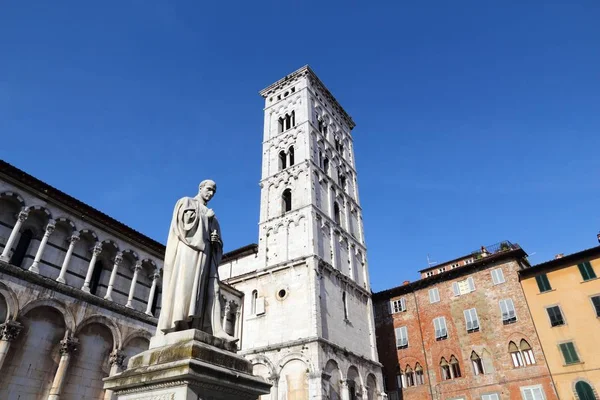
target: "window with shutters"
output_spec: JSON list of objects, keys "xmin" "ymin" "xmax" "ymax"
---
[
  {"xmin": 433, "ymin": 317, "xmax": 448, "ymax": 340},
  {"xmin": 520, "ymin": 340, "xmax": 536, "ymax": 365},
  {"xmin": 591, "ymin": 295, "xmax": 600, "ymax": 317},
  {"xmin": 574, "ymin": 381, "xmax": 596, "ymax": 400},
  {"xmin": 491, "ymin": 268, "xmax": 505, "ymax": 285},
  {"xmin": 395, "ymin": 326, "xmax": 408, "ymax": 349},
  {"xmin": 404, "ymin": 366, "xmax": 415, "ymax": 387},
  {"xmin": 429, "ymin": 287, "xmax": 440, "ymax": 303},
  {"xmin": 440, "ymin": 358, "xmax": 451, "ymax": 380},
  {"xmin": 546, "ymin": 305, "xmax": 565, "ymax": 327},
  {"xmin": 450, "ymin": 356, "xmax": 461, "ymax": 378},
  {"xmin": 452, "ymin": 277, "xmax": 476, "ymax": 296},
  {"xmin": 520, "ymin": 384, "xmax": 546, "ymax": 400},
  {"xmin": 559, "ymin": 341, "xmax": 581, "ymax": 365},
  {"xmin": 471, "ymin": 351, "xmax": 485, "ymax": 375},
  {"xmin": 535, "ymin": 274, "xmax": 552, "ymax": 292},
  {"xmin": 464, "ymin": 308, "xmax": 480, "ymax": 333},
  {"xmin": 481, "ymin": 394, "xmax": 500, "ymax": 400},
  {"xmin": 499, "ymin": 298, "xmax": 517, "ymax": 324},
  {"xmin": 510, "ymin": 340, "xmax": 536, "ymax": 367},
  {"xmin": 578, "ymin": 261, "xmax": 597, "ymax": 281},
  {"xmin": 390, "ymin": 298, "xmax": 406, "ymax": 313}
]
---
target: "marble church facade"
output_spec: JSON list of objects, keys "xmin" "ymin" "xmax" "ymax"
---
[{"xmin": 0, "ymin": 65, "xmax": 384, "ymax": 399}]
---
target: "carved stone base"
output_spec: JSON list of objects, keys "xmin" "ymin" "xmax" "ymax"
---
[{"xmin": 103, "ymin": 329, "xmax": 270, "ymax": 400}]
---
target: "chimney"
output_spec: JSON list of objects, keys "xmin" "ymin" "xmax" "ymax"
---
[
  {"xmin": 403, "ymin": 280, "xmax": 410, "ymax": 286},
  {"xmin": 554, "ymin": 253, "xmax": 564, "ymax": 259}
]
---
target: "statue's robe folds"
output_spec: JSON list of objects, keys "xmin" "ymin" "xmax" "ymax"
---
[{"xmin": 157, "ymin": 196, "xmax": 223, "ymax": 333}]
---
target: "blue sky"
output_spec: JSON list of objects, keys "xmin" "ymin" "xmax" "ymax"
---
[{"xmin": 1, "ymin": 1, "xmax": 598, "ymax": 291}]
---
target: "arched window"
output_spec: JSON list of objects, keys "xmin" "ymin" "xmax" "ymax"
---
[
  {"xmin": 333, "ymin": 202, "xmax": 340, "ymax": 224},
  {"xmin": 90, "ymin": 260, "xmax": 105, "ymax": 296},
  {"xmin": 471, "ymin": 351, "xmax": 484, "ymax": 375},
  {"xmin": 251, "ymin": 290, "xmax": 258, "ymax": 314},
  {"xmin": 291, "ymin": 110, "xmax": 295, "ymax": 127},
  {"xmin": 285, "ymin": 113, "xmax": 292, "ymax": 130},
  {"xmin": 279, "ymin": 150, "xmax": 287, "ymax": 170},
  {"xmin": 520, "ymin": 340, "xmax": 536, "ymax": 365},
  {"xmin": 339, "ymin": 174, "xmax": 347, "ymax": 190},
  {"xmin": 278, "ymin": 117, "xmax": 284, "ymax": 133},
  {"xmin": 342, "ymin": 291, "xmax": 348, "ymax": 320},
  {"xmin": 151, "ymin": 288, "xmax": 160, "ymax": 315},
  {"xmin": 323, "ymin": 157, "xmax": 330, "ymax": 173},
  {"xmin": 405, "ymin": 365, "xmax": 414, "ymax": 387},
  {"xmin": 282, "ymin": 189, "xmax": 292, "ymax": 214},
  {"xmin": 509, "ymin": 341, "xmax": 524, "ymax": 367},
  {"xmin": 450, "ymin": 356, "xmax": 461, "ymax": 378},
  {"xmin": 10, "ymin": 228, "xmax": 33, "ymax": 268},
  {"xmin": 288, "ymin": 146, "xmax": 295, "ymax": 166},
  {"xmin": 575, "ymin": 381, "xmax": 596, "ymax": 400},
  {"xmin": 415, "ymin": 363, "xmax": 425, "ymax": 385},
  {"xmin": 440, "ymin": 358, "xmax": 451, "ymax": 380}
]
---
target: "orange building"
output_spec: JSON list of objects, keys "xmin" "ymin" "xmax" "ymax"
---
[{"xmin": 520, "ymin": 245, "xmax": 600, "ymax": 400}]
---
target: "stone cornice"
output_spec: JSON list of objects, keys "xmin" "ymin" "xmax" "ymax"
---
[{"xmin": 315, "ymin": 257, "xmax": 371, "ymax": 298}]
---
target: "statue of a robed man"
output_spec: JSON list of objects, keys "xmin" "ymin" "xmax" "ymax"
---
[{"xmin": 157, "ymin": 180, "xmax": 235, "ymax": 341}]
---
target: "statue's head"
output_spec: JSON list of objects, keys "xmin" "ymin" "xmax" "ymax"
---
[{"xmin": 198, "ymin": 180, "xmax": 217, "ymax": 203}]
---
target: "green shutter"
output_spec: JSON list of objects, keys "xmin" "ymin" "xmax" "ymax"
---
[
  {"xmin": 559, "ymin": 342, "xmax": 580, "ymax": 364},
  {"xmin": 578, "ymin": 261, "xmax": 597, "ymax": 281},
  {"xmin": 535, "ymin": 274, "xmax": 552, "ymax": 292}
]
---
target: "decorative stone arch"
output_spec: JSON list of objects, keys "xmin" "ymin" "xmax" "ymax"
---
[
  {"xmin": 347, "ymin": 365, "xmax": 364, "ymax": 394},
  {"xmin": 19, "ymin": 298, "xmax": 76, "ymax": 333},
  {"xmin": 100, "ymin": 239, "xmax": 119, "ymax": 252},
  {"xmin": 122, "ymin": 329, "xmax": 152, "ymax": 349},
  {"xmin": 0, "ymin": 281, "xmax": 19, "ymax": 321},
  {"xmin": 572, "ymin": 378, "xmax": 599, "ymax": 400},
  {"xmin": 75, "ymin": 314, "xmax": 122, "ymax": 349},
  {"xmin": 248, "ymin": 354, "xmax": 277, "ymax": 378},
  {"xmin": 0, "ymin": 191, "xmax": 26, "ymax": 209},
  {"xmin": 365, "ymin": 372, "xmax": 380, "ymax": 394},
  {"xmin": 53, "ymin": 216, "xmax": 77, "ymax": 233},
  {"xmin": 276, "ymin": 352, "xmax": 315, "ymax": 376},
  {"xmin": 25, "ymin": 205, "xmax": 52, "ymax": 219}
]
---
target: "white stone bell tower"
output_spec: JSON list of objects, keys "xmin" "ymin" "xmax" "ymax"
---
[{"xmin": 219, "ymin": 66, "xmax": 385, "ymax": 400}]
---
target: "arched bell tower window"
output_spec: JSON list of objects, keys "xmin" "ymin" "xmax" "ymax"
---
[
  {"xmin": 333, "ymin": 202, "xmax": 341, "ymax": 224},
  {"xmin": 288, "ymin": 146, "xmax": 295, "ymax": 166},
  {"xmin": 323, "ymin": 158, "xmax": 330, "ymax": 174},
  {"xmin": 10, "ymin": 228, "xmax": 33, "ymax": 268},
  {"xmin": 282, "ymin": 189, "xmax": 292, "ymax": 214},
  {"xmin": 279, "ymin": 151, "xmax": 287, "ymax": 170}
]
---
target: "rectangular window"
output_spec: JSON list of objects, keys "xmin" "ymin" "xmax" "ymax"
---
[
  {"xmin": 491, "ymin": 268, "xmax": 505, "ymax": 285},
  {"xmin": 559, "ymin": 342, "xmax": 580, "ymax": 364},
  {"xmin": 499, "ymin": 299, "xmax": 517, "ymax": 324},
  {"xmin": 546, "ymin": 306, "xmax": 565, "ymax": 327},
  {"xmin": 454, "ymin": 277, "xmax": 476, "ymax": 296},
  {"xmin": 433, "ymin": 317, "xmax": 448, "ymax": 340},
  {"xmin": 429, "ymin": 288, "xmax": 440, "ymax": 303},
  {"xmin": 520, "ymin": 385, "xmax": 546, "ymax": 400},
  {"xmin": 578, "ymin": 261, "xmax": 597, "ymax": 281},
  {"xmin": 390, "ymin": 298, "xmax": 406, "ymax": 314},
  {"xmin": 452, "ymin": 282, "xmax": 460, "ymax": 296},
  {"xmin": 395, "ymin": 326, "xmax": 408, "ymax": 349},
  {"xmin": 464, "ymin": 308, "xmax": 480, "ymax": 332},
  {"xmin": 535, "ymin": 274, "xmax": 552, "ymax": 292},
  {"xmin": 591, "ymin": 295, "xmax": 600, "ymax": 317},
  {"xmin": 482, "ymin": 394, "xmax": 500, "ymax": 400}
]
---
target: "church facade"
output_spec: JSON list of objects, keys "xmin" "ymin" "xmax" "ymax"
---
[
  {"xmin": 0, "ymin": 65, "xmax": 384, "ymax": 399},
  {"xmin": 219, "ymin": 66, "xmax": 384, "ymax": 399}
]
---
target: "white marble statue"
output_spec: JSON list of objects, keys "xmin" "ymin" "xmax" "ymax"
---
[{"xmin": 157, "ymin": 180, "xmax": 235, "ymax": 341}]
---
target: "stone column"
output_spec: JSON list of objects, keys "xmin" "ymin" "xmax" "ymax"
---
[
  {"xmin": 349, "ymin": 244, "xmax": 356, "ymax": 281},
  {"xmin": 234, "ymin": 307, "xmax": 242, "ymax": 340},
  {"xmin": 308, "ymin": 371, "xmax": 324, "ymax": 400},
  {"xmin": 268, "ymin": 374, "xmax": 279, "ymax": 400},
  {"xmin": 48, "ymin": 335, "xmax": 78, "ymax": 400},
  {"xmin": 341, "ymin": 380, "xmax": 351, "ymax": 400},
  {"xmin": 104, "ymin": 349, "xmax": 125, "ymax": 400},
  {"xmin": 0, "ymin": 320, "xmax": 23, "ymax": 371},
  {"xmin": 126, "ymin": 261, "xmax": 143, "ymax": 308},
  {"xmin": 56, "ymin": 233, "xmax": 80, "ymax": 283},
  {"xmin": 222, "ymin": 300, "xmax": 232, "ymax": 333},
  {"xmin": 0, "ymin": 210, "xmax": 29, "ymax": 261},
  {"xmin": 82, "ymin": 243, "xmax": 103, "ymax": 293},
  {"xmin": 29, "ymin": 219, "xmax": 56, "ymax": 273},
  {"xmin": 104, "ymin": 252, "xmax": 123, "ymax": 301},
  {"xmin": 145, "ymin": 270, "xmax": 160, "ymax": 316}
]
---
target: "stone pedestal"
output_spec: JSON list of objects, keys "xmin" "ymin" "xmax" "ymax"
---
[{"xmin": 103, "ymin": 329, "xmax": 270, "ymax": 400}]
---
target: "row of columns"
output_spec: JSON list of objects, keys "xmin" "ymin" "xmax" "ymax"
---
[
  {"xmin": 0, "ymin": 320, "xmax": 126, "ymax": 400},
  {"xmin": 0, "ymin": 211, "xmax": 160, "ymax": 316}
]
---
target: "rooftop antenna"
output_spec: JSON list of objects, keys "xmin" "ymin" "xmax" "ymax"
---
[{"xmin": 427, "ymin": 254, "xmax": 438, "ymax": 268}]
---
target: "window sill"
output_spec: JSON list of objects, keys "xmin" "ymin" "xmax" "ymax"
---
[
  {"xmin": 564, "ymin": 361, "xmax": 584, "ymax": 367},
  {"xmin": 550, "ymin": 323, "xmax": 566, "ymax": 328},
  {"xmin": 538, "ymin": 289, "xmax": 555, "ymax": 295},
  {"xmin": 247, "ymin": 313, "xmax": 266, "ymax": 321},
  {"xmin": 581, "ymin": 277, "xmax": 599, "ymax": 283}
]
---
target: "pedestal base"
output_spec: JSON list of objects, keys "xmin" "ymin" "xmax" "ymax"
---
[{"xmin": 103, "ymin": 329, "xmax": 270, "ymax": 400}]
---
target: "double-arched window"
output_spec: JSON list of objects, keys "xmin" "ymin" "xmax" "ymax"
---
[
  {"xmin": 278, "ymin": 111, "xmax": 295, "ymax": 133},
  {"xmin": 509, "ymin": 339, "xmax": 536, "ymax": 367},
  {"xmin": 278, "ymin": 146, "xmax": 295, "ymax": 171}
]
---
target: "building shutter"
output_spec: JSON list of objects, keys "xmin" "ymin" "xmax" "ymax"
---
[
  {"xmin": 535, "ymin": 274, "xmax": 552, "ymax": 292},
  {"xmin": 400, "ymin": 297, "xmax": 406, "ymax": 311},
  {"xmin": 395, "ymin": 326, "xmax": 408, "ymax": 348},
  {"xmin": 492, "ymin": 268, "xmax": 505, "ymax": 284},
  {"xmin": 559, "ymin": 342, "xmax": 580, "ymax": 364},
  {"xmin": 467, "ymin": 277, "xmax": 475, "ymax": 292},
  {"xmin": 452, "ymin": 282, "xmax": 460, "ymax": 296},
  {"xmin": 578, "ymin": 261, "xmax": 597, "ymax": 281},
  {"xmin": 464, "ymin": 308, "xmax": 479, "ymax": 331}
]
